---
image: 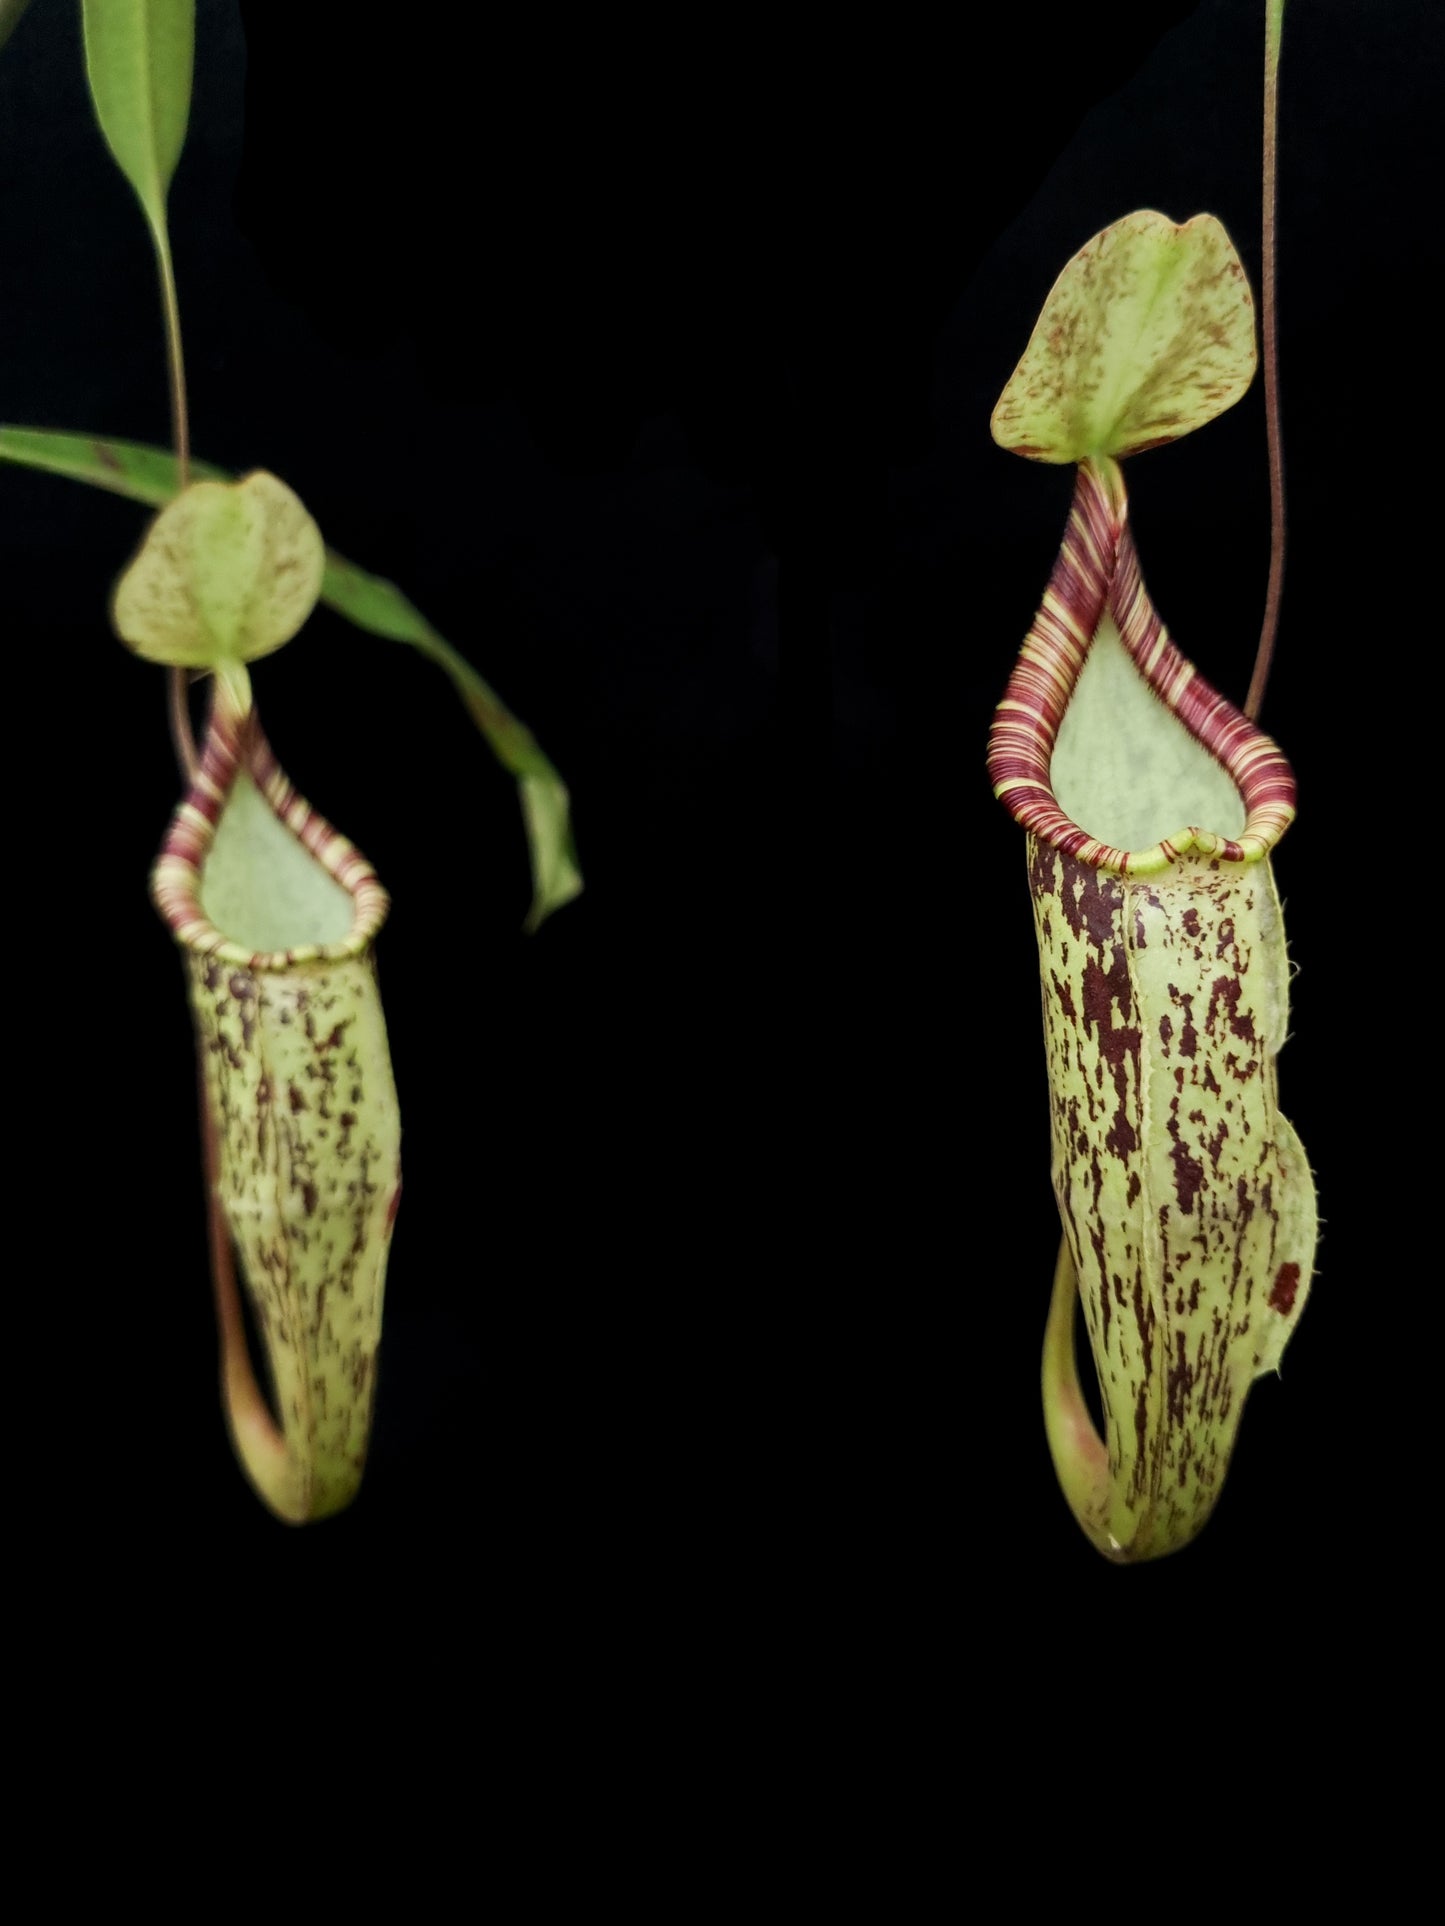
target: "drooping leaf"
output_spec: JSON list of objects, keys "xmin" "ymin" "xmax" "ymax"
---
[
  {"xmin": 0, "ymin": 426, "xmax": 227, "ymax": 499},
  {"xmin": 80, "ymin": 0, "xmax": 194, "ymax": 238},
  {"xmin": 314, "ymin": 555, "xmax": 583, "ymax": 934},
  {"xmin": 0, "ymin": 426, "xmax": 582, "ymax": 929},
  {"xmin": 991, "ymin": 210, "xmax": 1257, "ymax": 464},
  {"xmin": 112, "ymin": 471, "xmax": 325, "ymax": 679}
]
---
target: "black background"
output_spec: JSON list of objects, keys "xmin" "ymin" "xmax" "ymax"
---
[{"xmin": 1, "ymin": 0, "xmax": 1436, "ymax": 1695}]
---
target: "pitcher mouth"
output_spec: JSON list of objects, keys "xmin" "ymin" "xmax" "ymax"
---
[
  {"xmin": 151, "ymin": 697, "xmax": 389, "ymax": 969},
  {"xmin": 987, "ymin": 458, "xmax": 1297, "ymax": 877}
]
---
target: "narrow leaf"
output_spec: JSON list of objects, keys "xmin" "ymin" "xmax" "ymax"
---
[
  {"xmin": 0, "ymin": 426, "xmax": 225, "ymax": 500},
  {"xmin": 991, "ymin": 210, "xmax": 1257, "ymax": 464},
  {"xmin": 320, "ymin": 555, "xmax": 582, "ymax": 932},
  {"xmin": 80, "ymin": 0, "xmax": 194, "ymax": 233},
  {"xmin": 0, "ymin": 426, "xmax": 582, "ymax": 929}
]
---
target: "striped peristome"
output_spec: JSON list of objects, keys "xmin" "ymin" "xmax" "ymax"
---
[
  {"xmin": 154, "ymin": 694, "xmax": 402, "ymax": 1523},
  {"xmin": 153, "ymin": 705, "xmax": 389, "ymax": 965},
  {"xmin": 988, "ymin": 456, "xmax": 1316, "ymax": 1562},
  {"xmin": 988, "ymin": 458, "xmax": 1297, "ymax": 872}
]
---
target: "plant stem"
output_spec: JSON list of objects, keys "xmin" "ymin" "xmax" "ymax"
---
[
  {"xmin": 152, "ymin": 217, "xmax": 197, "ymax": 778},
  {"xmin": 1245, "ymin": 0, "xmax": 1286, "ymax": 724}
]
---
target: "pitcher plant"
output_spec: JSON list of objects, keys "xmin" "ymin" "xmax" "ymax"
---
[
  {"xmin": 987, "ymin": 202, "xmax": 1316, "ymax": 1561},
  {"xmin": 0, "ymin": 1, "xmax": 579, "ymax": 1520}
]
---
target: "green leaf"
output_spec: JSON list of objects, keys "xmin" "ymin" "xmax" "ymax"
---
[
  {"xmin": 991, "ymin": 210, "xmax": 1257, "ymax": 464},
  {"xmin": 80, "ymin": 0, "xmax": 194, "ymax": 235},
  {"xmin": 320, "ymin": 551, "xmax": 584, "ymax": 933},
  {"xmin": 0, "ymin": 426, "xmax": 583, "ymax": 930}
]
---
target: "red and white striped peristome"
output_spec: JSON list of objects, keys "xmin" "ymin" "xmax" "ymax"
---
[
  {"xmin": 987, "ymin": 456, "xmax": 1296, "ymax": 874},
  {"xmin": 152, "ymin": 695, "xmax": 389, "ymax": 967}
]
